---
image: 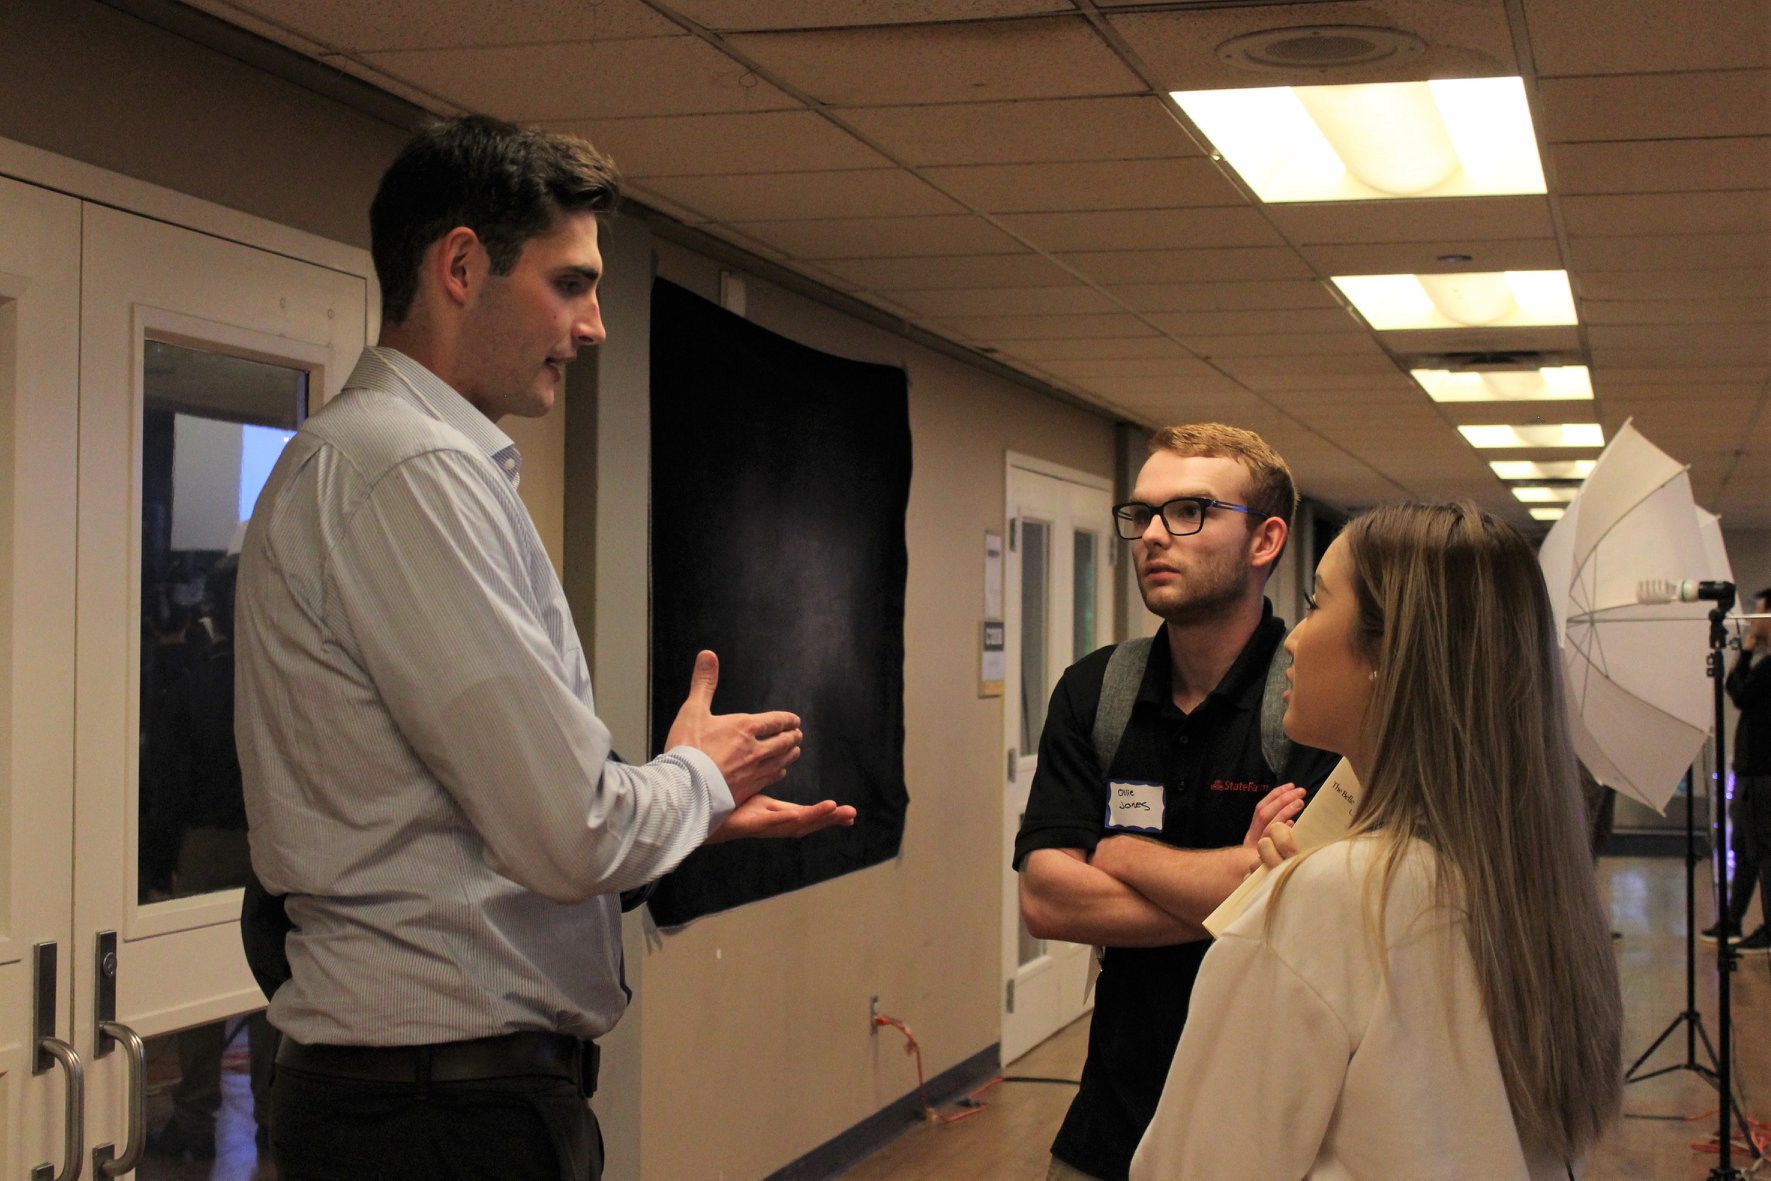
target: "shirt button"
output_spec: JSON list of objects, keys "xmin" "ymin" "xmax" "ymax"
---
[{"xmin": 1178, "ymin": 735, "xmax": 1189, "ymax": 745}]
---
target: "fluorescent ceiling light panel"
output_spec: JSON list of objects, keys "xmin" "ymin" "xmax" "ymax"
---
[
  {"xmin": 1529, "ymin": 507, "xmax": 1567, "ymax": 521},
  {"xmin": 1171, "ymin": 77, "xmax": 1545, "ymax": 203},
  {"xmin": 1412, "ymin": 365, "xmax": 1593, "ymax": 403},
  {"xmin": 1490, "ymin": 459, "xmax": 1597, "ymax": 480},
  {"xmin": 1459, "ymin": 423, "xmax": 1604, "ymax": 449},
  {"xmin": 1511, "ymin": 485, "xmax": 1581, "ymax": 503},
  {"xmin": 1333, "ymin": 271, "xmax": 1577, "ymax": 330}
]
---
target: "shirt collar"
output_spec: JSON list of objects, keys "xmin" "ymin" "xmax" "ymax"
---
[
  {"xmin": 346, "ymin": 347, "xmax": 523, "ymax": 487},
  {"xmin": 1137, "ymin": 598, "xmax": 1283, "ymax": 715}
]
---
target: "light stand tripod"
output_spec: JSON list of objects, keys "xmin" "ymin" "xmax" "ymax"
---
[{"xmin": 1623, "ymin": 586, "xmax": 1758, "ymax": 1177}]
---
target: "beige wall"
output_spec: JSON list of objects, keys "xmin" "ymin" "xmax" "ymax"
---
[{"xmin": 581, "ymin": 227, "xmax": 1116, "ymax": 1179}]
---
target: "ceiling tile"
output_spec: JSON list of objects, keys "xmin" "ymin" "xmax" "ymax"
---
[
  {"xmin": 665, "ymin": 0, "xmax": 1073, "ymax": 31},
  {"xmin": 721, "ymin": 214, "xmax": 1026, "ymax": 258},
  {"xmin": 727, "ymin": 17, "xmax": 1143, "ymax": 106},
  {"xmin": 820, "ymin": 253, "xmax": 1077, "ymax": 289},
  {"xmin": 883, "ymin": 285, "xmax": 1119, "ymax": 317},
  {"xmin": 360, "ymin": 38, "xmax": 798, "ymax": 120},
  {"xmin": 1588, "ymin": 324, "xmax": 1771, "ymax": 354},
  {"xmin": 1109, "ymin": 1, "xmax": 1519, "ymax": 91},
  {"xmin": 549, "ymin": 111, "xmax": 890, "ymax": 176},
  {"xmin": 924, "ymin": 157, "xmax": 1249, "ymax": 215},
  {"xmin": 1059, "ymin": 247, "xmax": 1315, "ymax": 284},
  {"xmin": 1178, "ymin": 333, "xmax": 1387, "ymax": 359},
  {"xmin": 1597, "ymin": 366, "xmax": 1771, "ymax": 385},
  {"xmin": 934, "ymin": 311, "xmax": 1161, "ymax": 340},
  {"xmin": 1523, "ymin": 0, "xmax": 1771, "ymax": 75},
  {"xmin": 1536, "ymin": 71, "xmax": 1771, "ymax": 143},
  {"xmin": 1551, "ymin": 138, "xmax": 1771, "ymax": 195},
  {"xmin": 1142, "ymin": 308, "xmax": 1363, "ymax": 335},
  {"xmin": 199, "ymin": 0, "xmax": 682, "ymax": 50},
  {"xmin": 1266, "ymin": 197, "xmax": 1555, "ymax": 245},
  {"xmin": 1216, "ymin": 355, "xmax": 1403, "ymax": 381},
  {"xmin": 1580, "ymin": 298, "xmax": 1770, "ymax": 326},
  {"xmin": 1560, "ymin": 191, "xmax": 1771, "ymax": 239},
  {"xmin": 1074, "ymin": 373, "xmax": 1251, "ymax": 400},
  {"xmin": 998, "ymin": 337, "xmax": 1197, "ymax": 361},
  {"xmin": 1575, "ymin": 269, "xmax": 1771, "ymax": 301},
  {"xmin": 1036, "ymin": 356, "xmax": 1227, "ymax": 381},
  {"xmin": 1300, "ymin": 239, "xmax": 1562, "ymax": 275},
  {"xmin": 1567, "ymin": 233, "xmax": 1771, "ymax": 272},
  {"xmin": 641, "ymin": 169, "xmax": 964, "ymax": 221},
  {"xmin": 837, "ymin": 97, "xmax": 1194, "ymax": 166},
  {"xmin": 1104, "ymin": 281, "xmax": 1341, "ymax": 313},
  {"xmin": 996, "ymin": 207, "xmax": 1283, "ymax": 252}
]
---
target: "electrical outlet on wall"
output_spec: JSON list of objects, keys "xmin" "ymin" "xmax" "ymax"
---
[{"xmin": 869, "ymin": 994, "xmax": 880, "ymax": 1034}]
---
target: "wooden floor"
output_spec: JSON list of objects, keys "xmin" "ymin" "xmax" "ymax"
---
[{"xmin": 839, "ymin": 855, "xmax": 1771, "ymax": 1180}]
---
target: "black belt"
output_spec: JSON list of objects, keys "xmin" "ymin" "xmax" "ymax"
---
[{"xmin": 276, "ymin": 1031, "xmax": 599, "ymax": 1098}]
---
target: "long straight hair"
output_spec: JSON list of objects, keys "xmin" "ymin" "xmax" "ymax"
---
[{"xmin": 1276, "ymin": 502, "xmax": 1621, "ymax": 1162}]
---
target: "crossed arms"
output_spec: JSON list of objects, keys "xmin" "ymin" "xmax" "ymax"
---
[{"xmin": 1018, "ymin": 784, "xmax": 1303, "ymax": 948}]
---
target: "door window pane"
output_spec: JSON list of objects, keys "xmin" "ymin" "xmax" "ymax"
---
[
  {"xmin": 1073, "ymin": 529, "xmax": 1098, "ymax": 662},
  {"xmin": 139, "ymin": 341, "xmax": 305, "ymax": 904},
  {"xmin": 1019, "ymin": 519, "xmax": 1050, "ymax": 757}
]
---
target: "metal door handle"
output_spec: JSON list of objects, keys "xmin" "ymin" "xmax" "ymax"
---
[
  {"xmin": 90, "ymin": 933, "xmax": 145, "ymax": 1175},
  {"xmin": 93, "ymin": 1020, "xmax": 146, "ymax": 1176},
  {"xmin": 33, "ymin": 1036, "xmax": 86, "ymax": 1181}
]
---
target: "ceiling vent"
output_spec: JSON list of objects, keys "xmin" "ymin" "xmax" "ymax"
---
[
  {"xmin": 1216, "ymin": 25, "xmax": 1427, "ymax": 74},
  {"xmin": 1419, "ymin": 351, "xmax": 1563, "ymax": 370}
]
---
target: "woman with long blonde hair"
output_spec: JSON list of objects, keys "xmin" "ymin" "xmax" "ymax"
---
[{"xmin": 1130, "ymin": 502, "xmax": 1622, "ymax": 1179}]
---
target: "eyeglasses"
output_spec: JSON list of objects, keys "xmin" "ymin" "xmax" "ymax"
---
[{"xmin": 1111, "ymin": 497, "xmax": 1269, "ymax": 540}]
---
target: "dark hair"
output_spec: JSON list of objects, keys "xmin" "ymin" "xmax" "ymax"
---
[
  {"xmin": 1758, "ymin": 586, "xmax": 1771, "ymax": 607},
  {"xmin": 370, "ymin": 115, "xmax": 621, "ymax": 324}
]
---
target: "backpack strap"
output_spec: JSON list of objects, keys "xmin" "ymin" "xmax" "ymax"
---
[
  {"xmin": 1091, "ymin": 636, "xmax": 1153, "ymax": 776},
  {"xmin": 1259, "ymin": 637, "xmax": 1293, "ymax": 777},
  {"xmin": 1091, "ymin": 630, "xmax": 1295, "ymax": 779}
]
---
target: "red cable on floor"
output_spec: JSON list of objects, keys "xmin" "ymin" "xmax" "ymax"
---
[{"xmin": 872, "ymin": 1014, "xmax": 1001, "ymax": 1125}]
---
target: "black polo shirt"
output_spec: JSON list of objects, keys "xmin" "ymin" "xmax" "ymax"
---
[{"xmin": 1013, "ymin": 601, "xmax": 1338, "ymax": 1181}]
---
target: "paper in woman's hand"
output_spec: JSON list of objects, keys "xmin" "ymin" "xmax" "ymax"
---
[{"xmin": 1203, "ymin": 758, "xmax": 1361, "ymax": 938}]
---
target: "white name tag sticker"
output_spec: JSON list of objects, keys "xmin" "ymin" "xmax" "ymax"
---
[{"xmin": 1105, "ymin": 780, "xmax": 1165, "ymax": 833}]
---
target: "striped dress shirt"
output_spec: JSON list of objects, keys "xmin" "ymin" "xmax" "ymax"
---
[{"xmin": 236, "ymin": 346, "xmax": 732, "ymax": 1045}]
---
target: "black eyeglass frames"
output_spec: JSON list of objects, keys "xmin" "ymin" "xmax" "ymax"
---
[{"xmin": 1111, "ymin": 497, "xmax": 1268, "ymax": 540}]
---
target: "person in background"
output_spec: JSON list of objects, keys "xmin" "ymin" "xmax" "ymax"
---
[
  {"xmin": 1131, "ymin": 502, "xmax": 1622, "ymax": 1179},
  {"xmin": 1714, "ymin": 588, "xmax": 1771, "ymax": 953}
]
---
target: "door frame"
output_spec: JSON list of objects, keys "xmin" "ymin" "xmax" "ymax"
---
[{"xmin": 1001, "ymin": 452, "xmax": 1115, "ymax": 1064}]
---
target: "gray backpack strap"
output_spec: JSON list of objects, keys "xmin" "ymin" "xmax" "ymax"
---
[
  {"xmin": 1260, "ymin": 632, "xmax": 1294, "ymax": 777},
  {"xmin": 1091, "ymin": 636, "xmax": 1154, "ymax": 776}
]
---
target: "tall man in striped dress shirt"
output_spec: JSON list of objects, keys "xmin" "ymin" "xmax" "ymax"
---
[{"xmin": 235, "ymin": 115, "xmax": 855, "ymax": 1181}]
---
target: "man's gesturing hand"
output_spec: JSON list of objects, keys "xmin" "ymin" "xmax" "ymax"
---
[{"xmin": 664, "ymin": 650, "xmax": 803, "ymax": 806}]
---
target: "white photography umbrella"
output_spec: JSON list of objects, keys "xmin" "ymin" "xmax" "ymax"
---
[{"xmin": 1538, "ymin": 421, "xmax": 1734, "ymax": 811}]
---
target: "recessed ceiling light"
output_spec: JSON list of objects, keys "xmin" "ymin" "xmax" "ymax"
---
[
  {"xmin": 1512, "ymin": 485, "xmax": 1582, "ymax": 503},
  {"xmin": 1490, "ymin": 459, "xmax": 1597, "ymax": 480},
  {"xmin": 1171, "ymin": 77, "xmax": 1544, "ymax": 203},
  {"xmin": 1529, "ymin": 506, "xmax": 1567, "ymax": 521},
  {"xmin": 1333, "ymin": 271, "xmax": 1577, "ymax": 330},
  {"xmin": 1411, "ymin": 365, "xmax": 1593, "ymax": 402},
  {"xmin": 1459, "ymin": 423, "xmax": 1605, "ymax": 449}
]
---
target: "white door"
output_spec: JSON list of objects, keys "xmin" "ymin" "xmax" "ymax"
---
[
  {"xmin": 0, "ymin": 174, "xmax": 83, "ymax": 1181},
  {"xmin": 1001, "ymin": 458, "xmax": 1114, "ymax": 1064},
  {"xmin": 69, "ymin": 203, "xmax": 364, "ymax": 1171}
]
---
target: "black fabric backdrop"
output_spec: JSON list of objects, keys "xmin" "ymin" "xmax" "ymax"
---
[{"xmin": 646, "ymin": 279, "xmax": 911, "ymax": 926}]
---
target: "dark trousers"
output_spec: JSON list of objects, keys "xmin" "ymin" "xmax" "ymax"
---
[
  {"xmin": 270, "ymin": 1064, "xmax": 603, "ymax": 1180},
  {"xmin": 1729, "ymin": 774, "xmax": 1771, "ymax": 928}
]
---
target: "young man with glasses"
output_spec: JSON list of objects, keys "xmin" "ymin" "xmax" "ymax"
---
[{"xmin": 1014, "ymin": 423, "xmax": 1338, "ymax": 1181}]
